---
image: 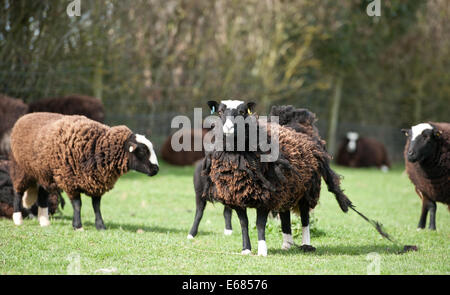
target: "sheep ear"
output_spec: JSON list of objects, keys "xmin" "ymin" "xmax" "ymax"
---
[
  {"xmin": 207, "ymin": 101, "xmax": 219, "ymax": 113},
  {"xmin": 247, "ymin": 102, "xmax": 256, "ymax": 114},
  {"xmin": 434, "ymin": 130, "xmax": 442, "ymax": 138},
  {"xmin": 128, "ymin": 142, "xmax": 138, "ymax": 153},
  {"xmin": 401, "ymin": 129, "xmax": 409, "ymax": 136}
]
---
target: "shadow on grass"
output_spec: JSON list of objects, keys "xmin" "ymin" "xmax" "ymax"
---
[
  {"xmin": 53, "ymin": 215, "xmax": 214, "ymax": 236},
  {"xmin": 270, "ymin": 243, "xmax": 403, "ymax": 256}
]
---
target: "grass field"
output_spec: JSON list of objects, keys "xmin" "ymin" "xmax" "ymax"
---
[{"xmin": 0, "ymin": 162, "xmax": 448, "ymax": 275}]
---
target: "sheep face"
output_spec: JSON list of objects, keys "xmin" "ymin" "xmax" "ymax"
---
[
  {"xmin": 404, "ymin": 124, "xmax": 441, "ymax": 163},
  {"xmin": 346, "ymin": 132, "xmax": 359, "ymax": 153},
  {"xmin": 207, "ymin": 100, "xmax": 256, "ymax": 137},
  {"xmin": 126, "ymin": 134, "xmax": 159, "ymax": 176}
]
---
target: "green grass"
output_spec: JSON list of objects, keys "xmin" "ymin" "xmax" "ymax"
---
[{"xmin": 0, "ymin": 162, "xmax": 449, "ymax": 275}]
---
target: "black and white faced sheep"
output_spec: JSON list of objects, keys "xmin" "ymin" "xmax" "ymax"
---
[
  {"xmin": 9, "ymin": 112, "xmax": 159, "ymax": 230},
  {"xmin": 402, "ymin": 122, "xmax": 450, "ymax": 230},
  {"xmin": 190, "ymin": 105, "xmax": 327, "ymax": 239},
  {"xmin": 336, "ymin": 132, "xmax": 390, "ymax": 172},
  {"xmin": 188, "ymin": 100, "xmax": 391, "ymax": 256},
  {"xmin": 28, "ymin": 94, "xmax": 105, "ymax": 123},
  {"xmin": 0, "ymin": 94, "xmax": 29, "ymax": 157}
]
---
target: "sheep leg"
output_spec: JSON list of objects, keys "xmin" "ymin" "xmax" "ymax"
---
[
  {"xmin": 187, "ymin": 197, "xmax": 206, "ymax": 239},
  {"xmin": 70, "ymin": 193, "xmax": 83, "ymax": 231},
  {"xmin": 12, "ymin": 191, "xmax": 24, "ymax": 226},
  {"xmin": 256, "ymin": 207, "xmax": 269, "ymax": 256},
  {"xmin": 37, "ymin": 186, "xmax": 50, "ymax": 227},
  {"xmin": 223, "ymin": 206, "xmax": 233, "ymax": 235},
  {"xmin": 92, "ymin": 196, "xmax": 106, "ymax": 230},
  {"xmin": 280, "ymin": 211, "xmax": 294, "ymax": 250},
  {"xmin": 417, "ymin": 195, "xmax": 430, "ymax": 230},
  {"xmin": 298, "ymin": 200, "xmax": 315, "ymax": 252},
  {"xmin": 428, "ymin": 201, "xmax": 437, "ymax": 231},
  {"xmin": 235, "ymin": 208, "xmax": 251, "ymax": 255}
]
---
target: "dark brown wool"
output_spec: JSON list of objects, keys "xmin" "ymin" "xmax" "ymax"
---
[
  {"xmin": 0, "ymin": 94, "xmax": 29, "ymax": 156},
  {"xmin": 161, "ymin": 128, "xmax": 209, "ymax": 166},
  {"xmin": 269, "ymin": 105, "xmax": 326, "ymax": 149},
  {"xmin": 9, "ymin": 113, "xmax": 132, "ymax": 199},
  {"xmin": 28, "ymin": 94, "xmax": 105, "ymax": 123},
  {"xmin": 203, "ymin": 122, "xmax": 327, "ymax": 212},
  {"xmin": 405, "ymin": 122, "xmax": 450, "ymax": 207},
  {"xmin": 336, "ymin": 137, "xmax": 390, "ymax": 168}
]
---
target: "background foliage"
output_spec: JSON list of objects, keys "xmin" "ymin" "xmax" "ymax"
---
[{"xmin": 0, "ymin": 0, "xmax": 448, "ymax": 160}]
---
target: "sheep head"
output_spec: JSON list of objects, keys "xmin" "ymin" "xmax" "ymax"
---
[
  {"xmin": 126, "ymin": 134, "xmax": 159, "ymax": 176},
  {"xmin": 207, "ymin": 100, "xmax": 256, "ymax": 138},
  {"xmin": 403, "ymin": 123, "xmax": 442, "ymax": 163}
]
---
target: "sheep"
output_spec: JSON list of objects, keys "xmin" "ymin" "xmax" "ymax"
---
[
  {"xmin": 0, "ymin": 94, "xmax": 29, "ymax": 157},
  {"xmin": 161, "ymin": 128, "xmax": 209, "ymax": 166},
  {"xmin": 0, "ymin": 158, "xmax": 64, "ymax": 219},
  {"xmin": 188, "ymin": 105, "xmax": 326, "ymax": 238},
  {"xmin": 336, "ymin": 132, "xmax": 390, "ymax": 172},
  {"xmin": 9, "ymin": 112, "xmax": 159, "ymax": 230},
  {"xmin": 188, "ymin": 100, "xmax": 392, "ymax": 256},
  {"xmin": 402, "ymin": 122, "xmax": 450, "ymax": 230},
  {"xmin": 28, "ymin": 94, "xmax": 105, "ymax": 123}
]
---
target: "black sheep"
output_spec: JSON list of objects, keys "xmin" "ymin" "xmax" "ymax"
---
[
  {"xmin": 188, "ymin": 100, "xmax": 392, "ymax": 256},
  {"xmin": 402, "ymin": 122, "xmax": 450, "ymax": 230}
]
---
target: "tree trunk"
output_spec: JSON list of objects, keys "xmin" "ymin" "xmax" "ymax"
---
[
  {"xmin": 327, "ymin": 75, "xmax": 343, "ymax": 156},
  {"xmin": 93, "ymin": 60, "xmax": 103, "ymax": 101}
]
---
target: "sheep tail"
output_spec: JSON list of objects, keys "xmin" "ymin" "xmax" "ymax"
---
[
  {"xmin": 318, "ymin": 156, "xmax": 396, "ymax": 243},
  {"xmin": 317, "ymin": 157, "xmax": 352, "ymax": 212}
]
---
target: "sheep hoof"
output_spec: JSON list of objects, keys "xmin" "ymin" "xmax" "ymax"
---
[
  {"xmin": 223, "ymin": 229, "xmax": 232, "ymax": 236},
  {"xmin": 299, "ymin": 244, "xmax": 316, "ymax": 252},
  {"xmin": 258, "ymin": 240, "xmax": 268, "ymax": 257},
  {"xmin": 416, "ymin": 227, "xmax": 424, "ymax": 231},
  {"xmin": 281, "ymin": 242, "xmax": 293, "ymax": 250},
  {"xmin": 75, "ymin": 227, "xmax": 84, "ymax": 232},
  {"xmin": 12, "ymin": 212, "xmax": 23, "ymax": 226},
  {"xmin": 187, "ymin": 234, "xmax": 194, "ymax": 240},
  {"xmin": 39, "ymin": 218, "xmax": 51, "ymax": 227},
  {"xmin": 241, "ymin": 249, "xmax": 252, "ymax": 255}
]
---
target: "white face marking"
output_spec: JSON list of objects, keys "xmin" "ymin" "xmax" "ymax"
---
[
  {"xmin": 223, "ymin": 118, "xmax": 235, "ymax": 135},
  {"xmin": 302, "ymin": 225, "xmax": 310, "ymax": 246},
  {"xmin": 135, "ymin": 134, "xmax": 159, "ymax": 166},
  {"xmin": 221, "ymin": 100, "xmax": 244, "ymax": 110},
  {"xmin": 411, "ymin": 123, "xmax": 433, "ymax": 141},
  {"xmin": 258, "ymin": 240, "xmax": 268, "ymax": 257},
  {"xmin": 346, "ymin": 132, "xmax": 359, "ymax": 152}
]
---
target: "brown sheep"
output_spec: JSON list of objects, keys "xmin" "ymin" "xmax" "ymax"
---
[
  {"xmin": 402, "ymin": 122, "xmax": 450, "ymax": 230},
  {"xmin": 336, "ymin": 132, "xmax": 390, "ymax": 171},
  {"xmin": 28, "ymin": 94, "xmax": 105, "ymax": 123},
  {"xmin": 0, "ymin": 94, "xmax": 29, "ymax": 157},
  {"xmin": 9, "ymin": 112, "xmax": 159, "ymax": 230},
  {"xmin": 161, "ymin": 128, "xmax": 209, "ymax": 166}
]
